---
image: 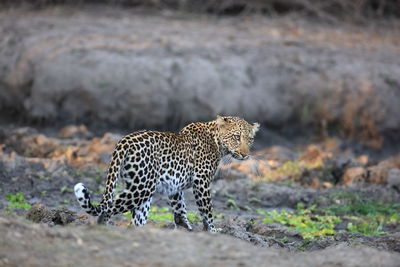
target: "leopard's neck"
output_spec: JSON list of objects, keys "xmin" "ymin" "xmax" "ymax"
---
[
  {"xmin": 204, "ymin": 121, "xmax": 228, "ymax": 158},
  {"xmin": 179, "ymin": 120, "xmax": 228, "ymax": 159}
]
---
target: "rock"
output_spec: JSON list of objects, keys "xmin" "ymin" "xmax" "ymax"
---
[
  {"xmin": 26, "ymin": 204, "xmax": 76, "ymax": 226},
  {"xmin": 58, "ymin": 125, "xmax": 93, "ymax": 139},
  {"xmin": 257, "ymin": 146, "xmax": 297, "ymax": 162},
  {"xmin": 341, "ymin": 167, "xmax": 366, "ymax": 186},
  {"xmin": 357, "ymin": 155, "xmax": 369, "ymax": 166},
  {"xmin": 375, "ymin": 233, "xmax": 400, "ymax": 253},
  {"xmin": 300, "ymin": 145, "xmax": 327, "ymax": 165},
  {"xmin": 387, "ymin": 168, "xmax": 400, "ymax": 190},
  {"xmin": 367, "ymin": 165, "xmax": 390, "ymax": 185}
]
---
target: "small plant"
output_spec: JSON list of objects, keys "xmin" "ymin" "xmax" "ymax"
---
[
  {"xmin": 61, "ymin": 199, "xmax": 71, "ymax": 205},
  {"xmin": 249, "ymin": 182, "xmax": 261, "ymax": 191},
  {"xmin": 249, "ymin": 197, "xmax": 261, "ymax": 204},
  {"xmin": 346, "ymin": 217, "xmax": 385, "ymax": 236},
  {"xmin": 243, "ymin": 205, "xmax": 253, "ymax": 211},
  {"xmin": 187, "ymin": 211, "xmax": 201, "ymax": 224},
  {"xmin": 279, "ymin": 236, "xmax": 289, "ymax": 243},
  {"xmin": 6, "ymin": 192, "xmax": 32, "ymax": 210},
  {"xmin": 70, "ymin": 168, "xmax": 87, "ymax": 179},
  {"xmin": 213, "ymin": 211, "xmax": 225, "ymax": 220},
  {"xmin": 223, "ymin": 192, "xmax": 235, "ymax": 199},
  {"xmin": 226, "ymin": 199, "xmax": 239, "ymax": 210},
  {"xmin": 60, "ymin": 186, "xmax": 73, "ymax": 194}
]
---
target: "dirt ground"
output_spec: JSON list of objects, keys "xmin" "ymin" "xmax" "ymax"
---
[
  {"xmin": 1, "ymin": 214, "xmax": 400, "ymax": 267},
  {"xmin": 1, "ymin": 124, "xmax": 400, "ymax": 266}
]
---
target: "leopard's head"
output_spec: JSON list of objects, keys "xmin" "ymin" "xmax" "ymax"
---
[{"xmin": 215, "ymin": 115, "xmax": 259, "ymax": 160}]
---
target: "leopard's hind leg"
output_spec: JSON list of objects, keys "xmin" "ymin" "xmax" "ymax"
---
[
  {"xmin": 131, "ymin": 197, "xmax": 152, "ymax": 226},
  {"xmin": 169, "ymin": 191, "xmax": 192, "ymax": 230},
  {"xmin": 111, "ymin": 193, "xmax": 154, "ymax": 226},
  {"xmin": 111, "ymin": 144, "xmax": 159, "ymax": 226}
]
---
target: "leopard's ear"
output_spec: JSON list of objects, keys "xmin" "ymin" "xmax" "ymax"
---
[
  {"xmin": 216, "ymin": 115, "xmax": 228, "ymax": 126},
  {"xmin": 251, "ymin": 123, "xmax": 260, "ymax": 136}
]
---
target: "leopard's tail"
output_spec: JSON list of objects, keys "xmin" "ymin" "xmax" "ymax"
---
[{"xmin": 74, "ymin": 183, "xmax": 101, "ymax": 216}]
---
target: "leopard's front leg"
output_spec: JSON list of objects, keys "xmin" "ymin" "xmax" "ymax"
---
[{"xmin": 193, "ymin": 177, "xmax": 220, "ymax": 233}]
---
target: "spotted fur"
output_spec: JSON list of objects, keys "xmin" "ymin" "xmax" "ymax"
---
[{"xmin": 74, "ymin": 116, "xmax": 259, "ymax": 232}]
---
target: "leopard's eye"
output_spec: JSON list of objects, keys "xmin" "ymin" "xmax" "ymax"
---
[{"xmin": 234, "ymin": 134, "xmax": 240, "ymax": 141}]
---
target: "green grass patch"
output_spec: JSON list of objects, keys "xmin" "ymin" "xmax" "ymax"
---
[
  {"xmin": 321, "ymin": 190, "xmax": 400, "ymax": 236},
  {"xmin": 346, "ymin": 216, "xmax": 386, "ymax": 236},
  {"xmin": 124, "ymin": 206, "xmax": 201, "ymax": 225},
  {"xmin": 324, "ymin": 190, "xmax": 400, "ymax": 217},
  {"xmin": 249, "ymin": 197, "xmax": 261, "ymax": 204},
  {"xmin": 147, "ymin": 206, "xmax": 174, "ymax": 223},
  {"xmin": 5, "ymin": 192, "xmax": 32, "ymax": 210},
  {"xmin": 70, "ymin": 168, "xmax": 87, "ymax": 179},
  {"xmin": 187, "ymin": 210, "xmax": 201, "ymax": 224},
  {"xmin": 226, "ymin": 199, "xmax": 239, "ymax": 210},
  {"xmin": 257, "ymin": 204, "xmax": 340, "ymax": 239},
  {"xmin": 259, "ymin": 191, "xmax": 400, "ymax": 239},
  {"xmin": 60, "ymin": 186, "xmax": 73, "ymax": 194},
  {"xmin": 61, "ymin": 199, "xmax": 72, "ymax": 205}
]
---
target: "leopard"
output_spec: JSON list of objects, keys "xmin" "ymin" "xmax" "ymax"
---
[{"xmin": 74, "ymin": 115, "xmax": 259, "ymax": 233}]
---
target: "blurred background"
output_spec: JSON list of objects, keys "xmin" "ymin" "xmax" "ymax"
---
[
  {"xmin": 1, "ymin": 0, "xmax": 400, "ymax": 147},
  {"xmin": 1, "ymin": 1, "xmax": 400, "ymax": 264}
]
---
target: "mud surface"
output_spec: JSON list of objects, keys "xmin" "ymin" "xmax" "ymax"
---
[
  {"xmin": 2, "ymin": 214, "xmax": 400, "ymax": 267},
  {"xmin": 1, "ymin": 124, "xmax": 400, "ymax": 266}
]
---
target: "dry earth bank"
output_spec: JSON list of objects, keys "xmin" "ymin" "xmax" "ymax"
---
[
  {"xmin": 1, "ymin": 214, "xmax": 400, "ymax": 267},
  {"xmin": 0, "ymin": 5, "xmax": 400, "ymax": 147}
]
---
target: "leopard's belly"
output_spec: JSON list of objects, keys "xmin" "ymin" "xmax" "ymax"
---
[{"xmin": 156, "ymin": 171, "xmax": 194, "ymax": 196}]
